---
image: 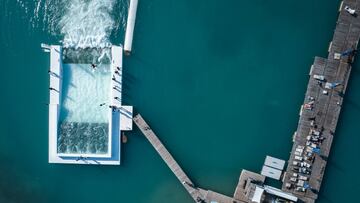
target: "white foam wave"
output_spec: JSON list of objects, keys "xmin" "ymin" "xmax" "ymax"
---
[
  {"xmin": 59, "ymin": 0, "xmax": 116, "ymax": 49},
  {"xmin": 13, "ymin": 0, "xmax": 122, "ymax": 48},
  {"xmin": 12, "ymin": 0, "xmax": 124, "ymax": 62}
]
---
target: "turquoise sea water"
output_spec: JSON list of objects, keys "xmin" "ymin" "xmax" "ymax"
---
[{"xmin": 1, "ymin": 0, "xmax": 359, "ymax": 202}]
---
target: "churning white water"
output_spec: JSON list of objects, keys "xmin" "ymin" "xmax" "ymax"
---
[
  {"xmin": 14, "ymin": 0, "xmax": 122, "ymax": 50},
  {"xmin": 59, "ymin": 0, "xmax": 116, "ymax": 49}
]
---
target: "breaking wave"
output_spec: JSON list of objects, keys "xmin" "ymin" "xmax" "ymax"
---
[
  {"xmin": 12, "ymin": 0, "xmax": 127, "ymax": 51},
  {"xmin": 59, "ymin": 0, "xmax": 115, "ymax": 49}
]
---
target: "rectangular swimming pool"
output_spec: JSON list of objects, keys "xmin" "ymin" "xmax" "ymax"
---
[{"xmin": 57, "ymin": 63, "xmax": 112, "ymax": 156}]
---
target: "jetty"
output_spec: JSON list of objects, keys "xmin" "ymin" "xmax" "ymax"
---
[
  {"xmin": 124, "ymin": 0, "xmax": 138, "ymax": 54},
  {"xmin": 134, "ymin": 114, "xmax": 255, "ymax": 203},
  {"xmin": 134, "ymin": 114, "xmax": 298, "ymax": 203},
  {"xmin": 133, "ymin": 114, "xmax": 206, "ymax": 202},
  {"xmin": 281, "ymin": 0, "xmax": 360, "ymax": 202}
]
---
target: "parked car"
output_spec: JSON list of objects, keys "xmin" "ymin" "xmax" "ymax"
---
[
  {"xmin": 313, "ymin": 74, "xmax": 325, "ymax": 81},
  {"xmin": 345, "ymin": 6, "xmax": 356, "ymax": 15},
  {"xmin": 299, "ymin": 175, "xmax": 309, "ymax": 181},
  {"xmin": 306, "ymin": 147, "xmax": 313, "ymax": 153},
  {"xmin": 296, "ymin": 180, "xmax": 305, "ymax": 187},
  {"xmin": 305, "ymin": 152, "xmax": 313, "ymax": 158},
  {"xmin": 299, "ymin": 167, "xmax": 311, "ymax": 175},
  {"xmin": 294, "ymin": 156, "xmax": 303, "ymax": 161},
  {"xmin": 293, "ymin": 161, "xmax": 300, "ymax": 166},
  {"xmin": 296, "ymin": 145, "xmax": 305, "ymax": 150},
  {"xmin": 285, "ymin": 183, "xmax": 293, "ymax": 189},
  {"xmin": 311, "ymin": 129, "xmax": 321, "ymax": 136},
  {"xmin": 295, "ymin": 186, "xmax": 306, "ymax": 192},
  {"xmin": 295, "ymin": 148, "xmax": 304, "ymax": 153},
  {"xmin": 295, "ymin": 151, "xmax": 302, "ymax": 156},
  {"xmin": 300, "ymin": 162, "xmax": 311, "ymax": 168}
]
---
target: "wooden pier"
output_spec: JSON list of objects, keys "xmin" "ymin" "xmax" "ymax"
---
[
  {"xmin": 133, "ymin": 114, "xmax": 206, "ymax": 202},
  {"xmin": 134, "ymin": 114, "xmax": 252, "ymax": 203},
  {"xmin": 282, "ymin": 0, "xmax": 360, "ymax": 202}
]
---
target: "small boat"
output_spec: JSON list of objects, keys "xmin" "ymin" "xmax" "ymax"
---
[
  {"xmin": 295, "ymin": 186, "xmax": 306, "ymax": 192},
  {"xmin": 122, "ymin": 133, "xmax": 128, "ymax": 143}
]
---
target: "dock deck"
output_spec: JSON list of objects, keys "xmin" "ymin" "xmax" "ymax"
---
[
  {"xmin": 282, "ymin": 0, "xmax": 360, "ymax": 202},
  {"xmin": 233, "ymin": 170, "xmax": 266, "ymax": 202}
]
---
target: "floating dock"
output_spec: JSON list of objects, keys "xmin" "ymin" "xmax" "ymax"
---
[
  {"xmin": 124, "ymin": 0, "xmax": 138, "ymax": 54},
  {"xmin": 281, "ymin": 0, "xmax": 360, "ymax": 202},
  {"xmin": 48, "ymin": 45, "xmax": 133, "ymax": 165}
]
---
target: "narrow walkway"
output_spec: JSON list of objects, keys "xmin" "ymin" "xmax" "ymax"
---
[{"xmin": 133, "ymin": 114, "xmax": 206, "ymax": 202}]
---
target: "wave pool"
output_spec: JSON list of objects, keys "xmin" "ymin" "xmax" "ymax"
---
[{"xmin": 58, "ymin": 63, "xmax": 112, "ymax": 155}]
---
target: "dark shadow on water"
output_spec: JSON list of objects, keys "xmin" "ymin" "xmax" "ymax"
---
[
  {"xmin": 0, "ymin": 157, "xmax": 45, "ymax": 202},
  {"xmin": 123, "ymin": 71, "xmax": 136, "ymax": 83},
  {"xmin": 350, "ymin": 65, "xmax": 360, "ymax": 75},
  {"xmin": 326, "ymin": 159, "xmax": 345, "ymax": 174},
  {"xmin": 316, "ymin": 194, "xmax": 335, "ymax": 203},
  {"xmin": 129, "ymin": 54, "xmax": 158, "ymax": 72},
  {"xmin": 343, "ymin": 97, "xmax": 360, "ymax": 112},
  {"xmin": 120, "ymin": 82, "xmax": 130, "ymax": 90}
]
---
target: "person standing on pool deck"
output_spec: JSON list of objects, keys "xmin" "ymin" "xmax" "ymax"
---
[
  {"xmin": 48, "ymin": 70, "xmax": 58, "ymax": 77},
  {"xmin": 91, "ymin": 63, "xmax": 97, "ymax": 70}
]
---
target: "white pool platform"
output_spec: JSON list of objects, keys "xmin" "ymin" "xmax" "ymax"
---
[
  {"xmin": 48, "ymin": 45, "xmax": 132, "ymax": 165},
  {"xmin": 120, "ymin": 106, "xmax": 133, "ymax": 131}
]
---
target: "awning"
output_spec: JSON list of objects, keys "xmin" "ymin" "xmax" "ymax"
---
[{"xmin": 251, "ymin": 186, "xmax": 264, "ymax": 203}]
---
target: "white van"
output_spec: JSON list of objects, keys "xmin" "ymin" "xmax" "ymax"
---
[
  {"xmin": 313, "ymin": 74, "xmax": 325, "ymax": 81},
  {"xmin": 294, "ymin": 156, "xmax": 303, "ymax": 161}
]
